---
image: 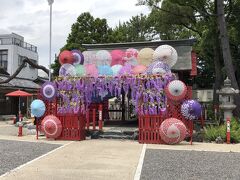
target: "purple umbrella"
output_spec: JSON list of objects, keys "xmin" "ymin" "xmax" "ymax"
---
[
  {"xmin": 71, "ymin": 49, "xmax": 84, "ymax": 65},
  {"xmin": 41, "ymin": 81, "xmax": 57, "ymax": 101},
  {"xmin": 181, "ymin": 100, "xmax": 202, "ymax": 120}
]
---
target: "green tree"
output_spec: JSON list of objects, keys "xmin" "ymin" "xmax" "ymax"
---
[
  {"xmin": 52, "ymin": 12, "xmax": 153, "ymax": 75},
  {"xmin": 138, "ymin": 0, "xmax": 240, "ymax": 115},
  {"xmin": 109, "ymin": 14, "xmax": 154, "ymax": 42},
  {"xmin": 51, "ymin": 12, "xmax": 111, "ymax": 75}
]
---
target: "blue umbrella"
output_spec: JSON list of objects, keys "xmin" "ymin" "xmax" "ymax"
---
[{"xmin": 30, "ymin": 99, "xmax": 46, "ymax": 118}]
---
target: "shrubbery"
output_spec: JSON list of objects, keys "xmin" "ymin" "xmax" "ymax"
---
[{"xmin": 204, "ymin": 118, "xmax": 240, "ymax": 143}]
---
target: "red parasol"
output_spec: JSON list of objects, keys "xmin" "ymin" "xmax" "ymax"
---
[
  {"xmin": 6, "ymin": 90, "xmax": 32, "ymax": 97},
  {"xmin": 41, "ymin": 115, "xmax": 62, "ymax": 139},
  {"xmin": 6, "ymin": 90, "xmax": 32, "ymax": 116}
]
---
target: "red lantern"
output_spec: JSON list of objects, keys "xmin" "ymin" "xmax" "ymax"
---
[{"xmin": 59, "ymin": 50, "xmax": 74, "ymax": 65}]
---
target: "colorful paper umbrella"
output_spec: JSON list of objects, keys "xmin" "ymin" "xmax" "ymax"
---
[
  {"xmin": 118, "ymin": 64, "xmax": 133, "ymax": 76},
  {"xmin": 96, "ymin": 50, "xmax": 112, "ymax": 66},
  {"xmin": 41, "ymin": 81, "xmax": 57, "ymax": 101},
  {"xmin": 98, "ymin": 65, "xmax": 113, "ymax": 76},
  {"xmin": 71, "ymin": 49, "xmax": 84, "ymax": 65},
  {"xmin": 132, "ymin": 65, "xmax": 147, "ymax": 75},
  {"xmin": 123, "ymin": 48, "xmax": 138, "ymax": 66},
  {"xmin": 153, "ymin": 45, "xmax": 178, "ymax": 67},
  {"xmin": 111, "ymin": 50, "xmax": 124, "ymax": 66},
  {"xmin": 30, "ymin": 99, "xmax": 46, "ymax": 118},
  {"xmin": 165, "ymin": 80, "xmax": 187, "ymax": 101},
  {"xmin": 137, "ymin": 48, "xmax": 154, "ymax": 66},
  {"xmin": 59, "ymin": 63, "xmax": 76, "ymax": 76},
  {"xmin": 181, "ymin": 100, "xmax": 202, "ymax": 121},
  {"xmin": 75, "ymin": 64, "xmax": 86, "ymax": 76},
  {"xmin": 41, "ymin": 115, "xmax": 62, "ymax": 139},
  {"xmin": 85, "ymin": 64, "xmax": 98, "ymax": 77},
  {"xmin": 160, "ymin": 118, "xmax": 187, "ymax": 144},
  {"xmin": 59, "ymin": 50, "xmax": 74, "ymax": 65},
  {"xmin": 82, "ymin": 51, "xmax": 96, "ymax": 65},
  {"xmin": 111, "ymin": 64, "xmax": 123, "ymax": 76},
  {"xmin": 146, "ymin": 61, "xmax": 171, "ymax": 75}
]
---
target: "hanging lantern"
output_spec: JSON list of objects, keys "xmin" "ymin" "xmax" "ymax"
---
[
  {"xmin": 41, "ymin": 81, "xmax": 57, "ymax": 101},
  {"xmin": 160, "ymin": 118, "xmax": 187, "ymax": 144},
  {"xmin": 41, "ymin": 115, "xmax": 62, "ymax": 139},
  {"xmin": 181, "ymin": 100, "xmax": 202, "ymax": 120},
  {"xmin": 153, "ymin": 45, "xmax": 178, "ymax": 67},
  {"xmin": 165, "ymin": 80, "xmax": 187, "ymax": 101}
]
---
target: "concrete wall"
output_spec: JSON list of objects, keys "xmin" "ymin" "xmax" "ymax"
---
[{"xmin": 0, "ymin": 33, "xmax": 38, "ymax": 80}]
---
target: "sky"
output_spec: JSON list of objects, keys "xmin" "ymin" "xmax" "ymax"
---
[{"xmin": 0, "ymin": 0, "xmax": 150, "ymax": 76}]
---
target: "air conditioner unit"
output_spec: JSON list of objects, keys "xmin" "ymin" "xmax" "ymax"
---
[{"xmin": 192, "ymin": 89, "xmax": 213, "ymax": 102}]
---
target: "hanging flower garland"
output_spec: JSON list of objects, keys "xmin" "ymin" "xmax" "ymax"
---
[{"xmin": 54, "ymin": 74, "xmax": 174, "ymax": 115}]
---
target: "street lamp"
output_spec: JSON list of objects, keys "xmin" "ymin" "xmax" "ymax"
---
[{"xmin": 47, "ymin": 0, "xmax": 54, "ymax": 81}]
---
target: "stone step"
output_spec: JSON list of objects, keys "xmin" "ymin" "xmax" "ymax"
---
[{"xmin": 99, "ymin": 134, "xmax": 133, "ymax": 140}]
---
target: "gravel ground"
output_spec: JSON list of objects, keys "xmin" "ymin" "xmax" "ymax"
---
[
  {"xmin": 141, "ymin": 149, "xmax": 240, "ymax": 180},
  {"xmin": 0, "ymin": 139, "xmax": 61, "ymax": 175}
]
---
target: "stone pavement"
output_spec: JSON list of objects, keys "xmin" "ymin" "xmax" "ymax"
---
[
  {"xmin": 0, "ymin": 140, "xmax": 142, "ymax": 180},
  {"xmin": 1, "ymin": 121, "xmax": 240, "ymax": 180}
]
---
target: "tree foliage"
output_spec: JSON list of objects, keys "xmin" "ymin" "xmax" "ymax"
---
[
  {"xmin": 51, "ymin": 12, "xmax": 152, "ymax": 75},
  {"xmin": 138, "ymin": 0, "xmax": 240, "ymax": 97}
]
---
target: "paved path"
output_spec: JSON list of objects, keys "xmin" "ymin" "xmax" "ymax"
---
[
  {"xmin": 1, "ymin": 140, "xmax": 142, "ymax": 180},
  {"xmin": 2, "ymin": 121, "xmax": 240, "ymax": 180}
]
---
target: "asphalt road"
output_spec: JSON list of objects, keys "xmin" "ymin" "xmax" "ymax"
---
[
  {"xmin": 0, "ymin": 139, "xmax": 60, "ymax": 176},
  {"xmin": 141, "ymin": 149, "xmax": 240, "ymax": 180}
]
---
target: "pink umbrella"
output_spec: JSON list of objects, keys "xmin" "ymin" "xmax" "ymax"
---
[
  {"xmin": 111, "ymin": 50, "xmax": 124, "ymax": 66},
  {"xmin": 41, "ymin": 115, "xmax": 62, "ymax": 139}
]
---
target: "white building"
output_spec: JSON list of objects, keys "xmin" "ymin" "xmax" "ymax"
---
[{"xmin": 0, "ymin": 33, "xmax": 38, "ymax": 80}]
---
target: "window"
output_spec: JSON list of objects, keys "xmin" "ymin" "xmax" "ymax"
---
[
  {"xmin": 0, "ymin": 50, "xmax": 8, "ymax": 71},
  {"xmin": 29, "ymin": 59, "xmax": 37, "ymax": 68},
  {"xmin": 18, "ymin": 55, "xmax": 27, "ymax": 67}
]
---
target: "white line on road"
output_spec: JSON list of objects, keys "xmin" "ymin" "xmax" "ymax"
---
[
  {"xmin": 0, "ymin": 141, "xmax": 74, "ymax": 178},
  {"xmin": 134, "ymin": 144, "xmax": 147, "ymax": 180}
]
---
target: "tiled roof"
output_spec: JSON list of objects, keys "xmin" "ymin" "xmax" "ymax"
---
[{"xmin": 0, "ymin": 76, "xmax": 40, "ymax": 89}]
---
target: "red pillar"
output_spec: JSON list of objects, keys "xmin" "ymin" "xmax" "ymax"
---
[
  {"xmin": 93, "ymin": 109, "xmax": 96, "ymax": 130},
  {"xmin": 226, "ymin": 117, "xmax": 231, "ymax": 144},
  {"xmin": 98, "ymin": 104, "xmax": 103, "ymax": 130}
]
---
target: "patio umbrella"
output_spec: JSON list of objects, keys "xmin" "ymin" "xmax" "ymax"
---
[{"xmin": 6, "ymin": 90, "xmax": 32, "ymax": 115}]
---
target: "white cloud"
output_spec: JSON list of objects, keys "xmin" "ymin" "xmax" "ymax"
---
[{"xmin": 0, "ymin": 0, "xmax": 149, "ymax": 67}]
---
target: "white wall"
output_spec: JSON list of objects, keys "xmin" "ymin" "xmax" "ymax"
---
[
  {"xmin": 12, "ymin": 45, "xmax": 38, "ymax": 80},
  {"xmin": 0, "ymin": 34, "xmax": 38, "ymax": 80}
]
